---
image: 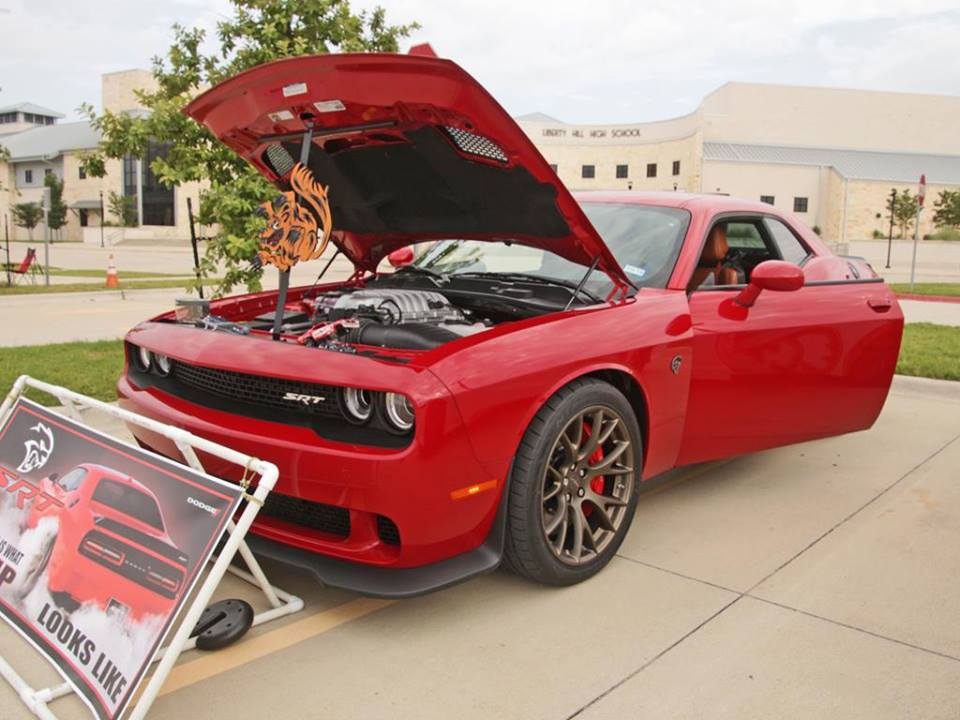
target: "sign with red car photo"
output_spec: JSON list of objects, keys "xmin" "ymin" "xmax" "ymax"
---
[{"xmin": 0, "ymin": 398, "xmax": 242, "ymax": 720}]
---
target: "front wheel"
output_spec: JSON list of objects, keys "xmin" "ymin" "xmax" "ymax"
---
[{"xmin": 504, "ymin": 378, "xmax": 642, "ymax": 585}]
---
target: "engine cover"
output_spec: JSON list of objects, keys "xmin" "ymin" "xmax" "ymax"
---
[{"xmin": 329, "ymin": 288, "xmax": 465, "ymax": 325}]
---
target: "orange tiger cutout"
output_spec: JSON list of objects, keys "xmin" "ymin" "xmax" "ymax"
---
[{"xmin": 256, "ymin": 163, "xmax": 333, "ymax": 272}]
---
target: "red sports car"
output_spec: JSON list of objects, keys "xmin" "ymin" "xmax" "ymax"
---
[
  {"xmin": 118, "ymin": 54, "xmax": 903, "ymax": 597},
  {"xmin": 26, "ymin": 463, "xmax": 188, "ymax": 618}
]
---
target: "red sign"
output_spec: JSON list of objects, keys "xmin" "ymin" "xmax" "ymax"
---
[
  {"xmin": 918, "ymin": 174, "xmax": 927, "ymax": 207},
  {"xmin": 0, "ymin": 399, "xmax": 242, "ymax": 720}
]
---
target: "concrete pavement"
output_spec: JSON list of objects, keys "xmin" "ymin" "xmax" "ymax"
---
[{"xmin": 1, "ymin": 375, "xmax": 958, "ymax": 719}]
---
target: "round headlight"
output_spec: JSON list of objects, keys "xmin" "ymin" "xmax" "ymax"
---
[
  {"xmin": 154, "ymin": 354, "xmax": 173, "ymax": 377},
  {"xmin": 134, "ymin": 346, "xmax": 152, "ymax": 372},
  {"xmin": 339, "ymin": 387, "xmax": 374, "ymax": 425},
  {"xmin": 382, "ymin": 392, "xmax": 415, "ymax": 434}
]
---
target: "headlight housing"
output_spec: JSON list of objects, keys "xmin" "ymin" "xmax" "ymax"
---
[
  {"xmin": 134, "ymin": 345, "xmax": 152, "ymax": 372},
  {"xmin": 381, "ymin": 392, "xmax": 415, "ymax": 434},
  {"xmin": 338, "ymin": 386, "xmax": 374, "ymax": 425},
  {"xmin": 154, "ymin": 353, "xmax": 174, "ymax": 377}
]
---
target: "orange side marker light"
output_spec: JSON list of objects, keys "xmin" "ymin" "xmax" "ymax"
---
[{"xmin": 450, "ymin": 479, "xmax": 498, "ymax": 500}]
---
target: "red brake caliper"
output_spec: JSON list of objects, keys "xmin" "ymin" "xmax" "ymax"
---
[{"xmin": 580, "ymin": 424, "xmax": 606, "ymax": 516}]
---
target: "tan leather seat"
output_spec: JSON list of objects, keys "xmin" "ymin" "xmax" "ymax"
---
[{"xmin": 689, "ymin": 224, "xmax": 739, "ymax": 289}]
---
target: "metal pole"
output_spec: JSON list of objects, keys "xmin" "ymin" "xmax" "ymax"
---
[
  {"xmin": 99, "ymin": 190, "xmax": 104, "ymax": 248},
  {"xmin": 187, "ymin": 197, "xmax": 204, "ymax": 299},
  {"xmin": 43, "ymin": 209, "xmax": 49, "ymax": 287},
  {"xmin": 3, "ymin": 214, "xmax": 10, "ymax": 287},
  {"xmin": 885, "ymin": 188, "xmax": 896, "ymax": 269},
  {"xmin": 909, "ymin": 201, "xmax": 921, "ymax": 291}
]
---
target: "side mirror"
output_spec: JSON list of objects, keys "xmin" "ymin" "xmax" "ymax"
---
[
  {"xmin": 387, "ymin": 247, "xmax": 414, "ymax": 268},
  {"xmin": 735, "ymin": 260, "xmax": 804, "ymax": 307}
]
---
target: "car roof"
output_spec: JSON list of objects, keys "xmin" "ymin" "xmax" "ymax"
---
[{"xmin": 574, "ymin": 190, "xmax": 783, "ymax": 216}]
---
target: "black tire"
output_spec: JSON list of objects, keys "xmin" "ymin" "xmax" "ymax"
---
[{"xmin": 503, "ymin": 378, "xmax": 642, "ymax": 585}]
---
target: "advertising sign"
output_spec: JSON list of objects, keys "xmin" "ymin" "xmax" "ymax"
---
[{"xmin": 0, "ymin": 398, "xmax": 242, "ymax": 720}]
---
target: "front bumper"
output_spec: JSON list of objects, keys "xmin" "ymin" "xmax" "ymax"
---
[{"xmin": 117, "ymin": 363, "xmax": 506, "ymax": 594}]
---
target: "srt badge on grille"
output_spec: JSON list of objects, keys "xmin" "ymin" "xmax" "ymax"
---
[{"xmin": 282, "ymin": 392, "xmax": 326, "ymax": 405}]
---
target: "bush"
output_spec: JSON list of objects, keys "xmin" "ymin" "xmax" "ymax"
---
[
  {"xmin": 812, "ymin": 225, "xmax": 822, "ymax": 236},
  {"xmin": 872, "ymin": 229, "xmax": 885, "ymax": 239},
  {"xmin": 927, "ymin": 228, "xmax": 960, "ymax": 242}
]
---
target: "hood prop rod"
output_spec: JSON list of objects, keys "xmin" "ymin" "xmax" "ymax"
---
[
  {"xmin": 563, "ymin": 256, "xmax": 601, "ymax": 311},
  {"xmin": 272, "ymin": 117, "xmax": 315, "ymax": 340}
]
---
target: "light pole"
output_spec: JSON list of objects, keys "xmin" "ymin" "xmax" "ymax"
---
[
  {"xmin": 99, "ymin": 190, "xmax": 105, "ymax": 248},
  {"xmin": 885, "ymin": 188, "xmax": 896, "ymax": 269}
]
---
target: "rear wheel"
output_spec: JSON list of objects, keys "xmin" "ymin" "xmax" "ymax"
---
[{"xmin": 504, "ymin": 378, "xmax": 642, "ymax": 585}]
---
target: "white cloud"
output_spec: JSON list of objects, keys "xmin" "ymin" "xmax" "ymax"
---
[{"xmin": 0, "ymin": 0, "xmax": 957, "ymax": 123}]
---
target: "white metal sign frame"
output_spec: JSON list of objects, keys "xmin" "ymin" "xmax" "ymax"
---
[{"xmin": 0, "ymin": 375, "xmax": 304, "ymax": 720}]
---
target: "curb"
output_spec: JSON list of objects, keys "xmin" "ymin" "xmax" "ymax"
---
[{"xmin": 894, "ymin": 293, "xmax": 960, "ymax": 304}]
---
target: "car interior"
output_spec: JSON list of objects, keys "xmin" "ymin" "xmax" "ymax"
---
[{"xmin": 688, "ymin": 217, "xmax": 811, "ymax": 291}]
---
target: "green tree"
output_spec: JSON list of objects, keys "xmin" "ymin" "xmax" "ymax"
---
[
  {"xmin": 887, "ymin": 189, "xmax": 919, "ymax": 239},
  {"xmin": 82, "ymin": 0, "xmax": 417, "ymax": 296},
  {"xmin": 44, "ymin": 172, "xmax": 68, "ymax": 240},
  {"xmin": 12, "ymin": 202, "xmax": 43, "ymax": 240},
  {"xmin": 933, "ymin": 189, "xmax": 960, "ymax": 230},
  {"xmin": 108, "ymin": 191, "xmax": 138, "ymax": 227}
]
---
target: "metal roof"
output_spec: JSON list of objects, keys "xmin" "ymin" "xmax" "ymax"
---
[
  {"xmin": 0, "ymin": 121, "xmax": 100, "ymax": 161},
  {"xmin": 704, "ymin": 142, "xmax": 960, "ymax": 184},
  {"xmin": 0, "ymin": 102, "xmax": 66, "ymax": 119}
]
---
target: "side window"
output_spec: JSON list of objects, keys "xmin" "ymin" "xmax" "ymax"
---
[
  {"xmin": 57, "ymin": 467, "xmax": 88, "ymax": 492},
  {"xmin": 764, "ymin": 218, "xmax": 810, "ymax": 266},
  {"xmin": 725, "ymin": 222, "xmax": 767, "ymax": 251},
  {"xmin": 690, "ymin": 218, "xmax": 776, "ymax": 291}
]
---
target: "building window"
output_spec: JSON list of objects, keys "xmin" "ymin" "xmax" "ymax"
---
[
  {"xmin": 24, "ymin": 169, "xmax": 33, "ymax": 184},
  {"xmin": 581, "ymin": 164, "xmax": 595, "ymax": 179},
  {"xmin": 44, "ymin": 168, "xmax": 52, "ymax": 177},
  {"xmin": 793, "ymin": 197, "xmax": 809, "ymax": 213},
  {"xmin": 672, "ymin": 160, "xmax": 681, "ymax": 176},
  {"xmin": 78, "ymin": 166, "xmax": 86, "ymax": 180},
  {"xmin": 79, "ymin": 209, "xmax": 89, "ymax": 227},
  {"xmin": 142, "ymin": 141, "xmax": 175, "ymax": 226},
  {"xmin": 646, "ymin": 163, "xmax": 657, "ymax": 178},
  {"xmin": 616, "ymin": 164, "xmax": 629, "ymax": 179},
  {"xmin": 0, "ymin": 112, "xmax": 16, "ymax": 124},
  {"xmin": 548, "ymin": 163, "xmax": 558, "ymax": 173},
  {"xmin": 760, "ymin": 195, "xmax": 775, "ymax": 205}
]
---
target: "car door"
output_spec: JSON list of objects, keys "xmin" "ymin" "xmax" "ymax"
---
[{"xmin": 676, "ymin": 213, "xmax": 903, "ymax": 466}]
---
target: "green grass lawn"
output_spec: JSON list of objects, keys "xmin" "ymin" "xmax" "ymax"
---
[
  {"xmin": 896, "ymin": 323, "xmax": 960, "ymax": 382},
  {"xmin": 0, "ymin": 277, "xmax": 218, "ymax": 295},
  {"xmin": 889, "ymin": 283, "xmax": 960, "ymax": 297},
  {"xmin": 3, "ymin": 265, "xmax": 186, "ymax": 279},
  {"xmin": 0, "ymin": 340, "xmax": 125, "ymax": 406}
]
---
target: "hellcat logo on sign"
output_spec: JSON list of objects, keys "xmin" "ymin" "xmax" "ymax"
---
[{"xmin": 16, "ymin": 422, "xmax": 54, "ymax": 474}]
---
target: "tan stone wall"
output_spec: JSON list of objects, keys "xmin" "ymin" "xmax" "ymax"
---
[
  {"xmin": 843, "ymin": 179, "xmax": 960, "ymax": 242},
  {"xmin": 101, "ymin": 69, "xmax": 158, "ymax": 113},
  {"xmin": 61, "ymin": 153, "xmax": 124, "ymax": 241},
  {"xmin": 821, "ymin": 168, "xmax": 847, "ymax": 245}
]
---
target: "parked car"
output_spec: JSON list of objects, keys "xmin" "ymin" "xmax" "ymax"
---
[
  {"xmin": 25, "ymin": 463, "xmax": 188, "ymax": 618},
  {"xmin": 118, "ymin": 53, "xmax": 903, "ymax": 597}
]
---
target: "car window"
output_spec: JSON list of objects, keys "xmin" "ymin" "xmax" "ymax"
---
[
  {"xmin": 92, "ymin": 479, "xmax": 164, "ymax": 531},
  {"xmin": 764, "ymin": 218, "xmax": 810, "ymax": 266},
  {"xmin": 57, "ymin": 467, "xmax": 88, "ymax": 492},
  {"xmin": 725, "ymin": 222, "xmax": 767, "ymax": 251}
]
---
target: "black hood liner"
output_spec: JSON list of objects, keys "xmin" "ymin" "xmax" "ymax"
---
[{"xmin": 276, "ymin": 126, "xmax": 571, "ymax": 238}]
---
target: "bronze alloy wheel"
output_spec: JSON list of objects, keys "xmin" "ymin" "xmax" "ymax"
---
[{"xmin": 539, "ymin": 405, "xmax": 635, "ymax": 566}]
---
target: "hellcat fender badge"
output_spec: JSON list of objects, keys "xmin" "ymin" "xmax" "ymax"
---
[{"xmin": 671, "ymin": 355, "xmax": 683, "ymax": 375}]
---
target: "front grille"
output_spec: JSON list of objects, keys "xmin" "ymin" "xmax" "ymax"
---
[
  {"xmin": 260, "ymin": 492, "xmax": 351, "ymax": 538},
  {"xmin": 376, "ymin": 514, "xmax": 400, "ymax": 546},
  {"xmin": 172, "ymin": 362, "xmax": 342, "ymax": 419}
]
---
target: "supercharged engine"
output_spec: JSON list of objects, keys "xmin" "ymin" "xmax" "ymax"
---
[{"xmin": 302, "ymin": 288, "xmax": 491, "ymax": 350}]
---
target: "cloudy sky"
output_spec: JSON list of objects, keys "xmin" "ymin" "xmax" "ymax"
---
[{"xmin": 1, "ymin": 0, "xmax": 958, "ymax": 124}]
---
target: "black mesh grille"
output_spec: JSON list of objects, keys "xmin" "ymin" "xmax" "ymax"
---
[
  {"xmin": 265, "ymin": 143, "xmax": 296, "ymax": 177},
  {"xmin": 442, "ymin": 126, "xmax": 508, "ymax": 163},
  {"xmin": 172, "ymin": 362, "xmax": 341, "ymax": 419},
  {"xmin": 260, "ymin": 492, "xmax": 350, "ymax": 538},
  {"xmin": 376, "ymin": 514, "xmax": 400, "ymax": 546}
]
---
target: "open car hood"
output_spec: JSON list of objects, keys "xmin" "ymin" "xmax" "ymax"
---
[{"xmin": 184, "ymin": 53, "xmax": 628, "ymax": 283}]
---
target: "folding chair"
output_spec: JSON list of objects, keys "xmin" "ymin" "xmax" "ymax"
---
[{"xmin": 10, "ymin": 248, "xmax": 39, "ymax": 285}]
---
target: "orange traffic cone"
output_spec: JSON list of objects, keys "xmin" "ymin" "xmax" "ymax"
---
[{"xmin": 106, "ymin": 254, "xmax": 119, "ymax": 289}]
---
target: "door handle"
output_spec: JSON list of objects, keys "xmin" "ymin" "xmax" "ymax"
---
[{"xmin": 867, "ymin": 299, "xmax": 892, "ymax": 313}]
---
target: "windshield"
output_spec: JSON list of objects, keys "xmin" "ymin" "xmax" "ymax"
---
[{"xmin": 404, "ymin": 202, "xmax": 690, "ymax": 294}]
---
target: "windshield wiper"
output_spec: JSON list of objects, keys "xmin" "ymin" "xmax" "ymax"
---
[
  {"xmin": 392, "ymin": 265, "xmax": 449, "ymax": 286},
  {"xmin": 454, "ymin": 271, "xmax": 602, "ymax": 305}
]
